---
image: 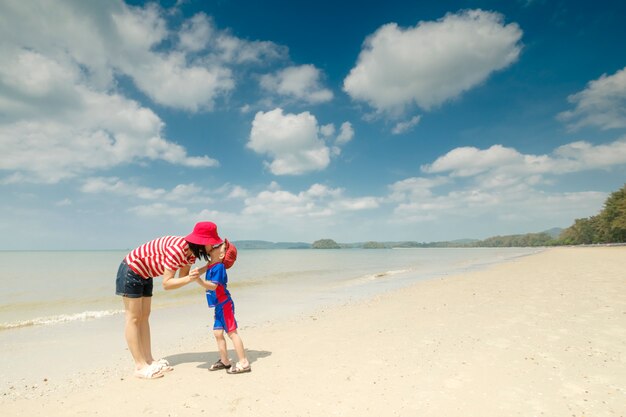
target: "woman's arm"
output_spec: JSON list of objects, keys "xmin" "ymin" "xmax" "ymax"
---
[
  {"xmin": 188, "ymin": 266, "xmax": 217, "ymax": 290},
  {"xmin": 194, "ymin": 263, "xmax": 209, "ymax": 275},
  {"xmin": 162, "ymin": 266, "xmax": 195, "ymax": 290}
]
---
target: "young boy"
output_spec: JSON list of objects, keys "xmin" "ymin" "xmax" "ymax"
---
[{"xmin": 191, "ymin": 239, "xmax": 251, "ymax": 374}]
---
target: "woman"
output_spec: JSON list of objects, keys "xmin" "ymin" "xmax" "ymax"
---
[{"xmin": 115, "ymin": 221, "xmax": 223, "ymax": 379}]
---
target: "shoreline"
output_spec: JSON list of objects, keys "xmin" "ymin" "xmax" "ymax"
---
[{"xmin": 3, "ymin": 246, "xmax": 625, "ymax": 416}]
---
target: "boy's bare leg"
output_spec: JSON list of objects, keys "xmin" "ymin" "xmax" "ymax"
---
[
  {"xmin": 213, "ymin": 329, "xmax": 230, "ymax": 365},
  {"xmin": 227, "ymin": 331, "xmax": 249, "ymax": 368},
  {"xmin": 123, "ymin": 297, "xmax": 149, "ymax": 370}
]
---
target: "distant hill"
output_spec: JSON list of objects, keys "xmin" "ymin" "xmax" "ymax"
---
[
  {"xmin": 233, "ymin": 240, "xmax": 311, "ymax": 249},
  {"xmin": 542, "ymin": 227, "xmax": 563, "ymax": 238},
  {"xmin": 233, "ymin": 227, "xmax": 565, "ymax": 250},
  {"xmin": 274, "ymin": 241, "xmax": 311, "ymax": 249}
]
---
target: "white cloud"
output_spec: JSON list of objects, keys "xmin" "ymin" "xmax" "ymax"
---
[
  {"xmin": 388, "ymin": 176, "xmax": 449, "ymax": 202},
  {"xmin": 422, "ymin": 144, "xmax": 525, "ymax": 177},
  {"xmin": 0, "ymin": 2, "xmax": 117, "ymax": 90},
  {"xmin": 389, "ymin": 178, "xmax": 607, "ymax": 232},
  {"xmin": 553, "ymin": 139, "xmax": 626, "ymax": 169},
  {"xmin": 392, "ymin": 115, "xmax": 422, "ymax": 134},
  {"xmin": 318, "ymin": 122, "xmax": 354, "ymax": 148},
  {"xmin": 320, "ymin": 124, "xmax": 335, "ymax": 137},
  {"xmin": 0, "ymin": 1, "xmax": 241, "ymax": 111},
  {"xmin": 225, "ymin": 185, "xmax": 249, "ymax": 200},
  {"xmin": 111, "ymin": 3, "xmax": 167, "ymax": 51},
  {"xmin": 121, "ymin": 52, "xmax": 234, "ymax": 112},
  {"xmin": 343, "ymin": 9, "xmax": 522, "ymax": 114},
  {"xmin": 215, "ymin": 183, "xmax": 249, "ymax": 199},
  {"xmin": 110, "ymin": 4, "xmax": 287, "ymax": 112},
  {"xmin": 108, "ymin": 5, "xmax": 235, "ymax": 112},
  {"xmin": 247, "ymin": 108, "xmax": 331, "ymax": 175},
  {"xmin": 0, "ymin": 73, "xmax": 218, "ymax": 183},
  {"xmin": 82, "ymin": 177, "xmax": 166, "ymax": 199},
  {"xmin": 334, "ymin": 197, "xmax": 379, "ymax": 211},
  {"xmin": 124, "ymin": 4, "xmax": 284, "ymax": 105},
  {"xmin": 558, "ymin": 67, "xmax": 626, "ymax": 130},
  {"xmin": 388, "ymin": 138, "xmax": 626, "ymax": 229},
  {"xmin": 178, "ymin": 13, "xmax": 213, "ymax": 52},
  {"xmin": 336, "ymin": 122, "xmax": 354, "ymax": 145},
  {"xmin": 114, "ymin": 182, "xmax": 380, "ymax": 240},
  {"xmin": 260, "ymin": 64, "xmax": 333, "ymax": 104},
  {"xmin": 422, "ymin": 138, "xmax": 626, "ymax": 179},
  {"xmin": 0, "ymin": 0, "xmax": 298, "ymax": 182},
  {"xmin": 214, "ymin": 33, "xmax": 287, "ymax": 64},
  {"xmin": 81, "ymin": 177, "xmax": 214, "ymax": 204},
  {"xmin": 243, "ymin": 183, "xmax": 379, "ymax": 219},
  {"xmin": 247, "ymin": 110, "xmax": 353, "ymax": 175}
]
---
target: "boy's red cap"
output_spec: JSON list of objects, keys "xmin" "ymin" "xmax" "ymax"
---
[{"xmin": 223, "ymin": 239, "xmax": 237, "ymax": 269}]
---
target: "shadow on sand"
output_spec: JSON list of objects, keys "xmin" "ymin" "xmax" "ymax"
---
[{"xmin": 164, "ymin": 349, "xmax": 272, "ymax": 369}]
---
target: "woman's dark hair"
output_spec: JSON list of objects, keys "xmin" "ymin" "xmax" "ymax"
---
[{"xmin": 187, "ymin": 242, "xmax": 209, "ymax": 261}]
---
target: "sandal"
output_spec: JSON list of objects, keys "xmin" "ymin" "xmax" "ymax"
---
[
  {"xmin": 134, "ymin": 364, "xmax": 164, "ymax": 379},
  {"xmin": 227, "ymin": 362, "xmax": 251, "ymax": 374},
  {"xmin": 145, "ymin": 358, "xmax": 173, "ymax": 372},
  {"xmin": 156, "ymin": 358, "xmax": 170, "ymax": 367},
  {"xmin": 209, "ymin": 359, "xmax": 232, "ymax": 371},
  {"xmin": 155, "ymin": 361, "xmax": 174, "ymax": 372}
]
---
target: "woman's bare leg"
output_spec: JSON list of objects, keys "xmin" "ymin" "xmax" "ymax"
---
[
  {"xmin": 123, "ymin": 297, "xmax": 149, "ymax": 370},
  {"xmin": 139, "ymin": 297, "xmax": 154, "ymax": 364}
]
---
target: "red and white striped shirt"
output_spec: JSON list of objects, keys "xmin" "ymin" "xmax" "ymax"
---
[{"xmin": 124, "ymin": 236, "xmax": 196, "ymax": 279}]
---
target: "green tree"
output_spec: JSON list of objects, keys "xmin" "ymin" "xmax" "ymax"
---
[
  {"xmin": 599, "ymin": 184, "xmax": 626, "ymax": 242},
  {"xmin": 311, "ymin": 239, "xmax": 341, "ymax": 249},
  {"xmin": 476, "ymin": 232, "xmax": 553, "ymax": 247},
  {"xmin": 559, "ymin": 218, "xmax": 596, "ymax": 245},
  {"xmin": 558, "ymin": 183, "xmax": 626, "ymax": 244}
]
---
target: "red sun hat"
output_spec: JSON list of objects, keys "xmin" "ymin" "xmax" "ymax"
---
[
  {"xmin": 222, "ymin": 239, "xmax": 237, "ymax": 269},
  {"xmin": 185, "ymin": 222, "xmax": 223, "ymax": 246}
]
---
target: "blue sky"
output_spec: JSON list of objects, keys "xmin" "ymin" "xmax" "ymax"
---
[{"xmin": 1, "ymin": 0, "xmax": 626, "ymax": 249}]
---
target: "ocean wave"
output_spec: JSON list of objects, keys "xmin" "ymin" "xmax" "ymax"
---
[
  {"xmin": 369, "ymin": 269, "xmax": 411, "ymax": 280},
  {"xmin": 336, "ymin": 268, "xmax": 412, "ymax": 288},
  {"xmin": 0, "ymin": 309, "xmax": 124, "ymax": 331}
]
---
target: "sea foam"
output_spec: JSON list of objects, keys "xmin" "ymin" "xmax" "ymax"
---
[{"xmin": 0, "ymin": 309, "xmax": 123, "ymax": 331}]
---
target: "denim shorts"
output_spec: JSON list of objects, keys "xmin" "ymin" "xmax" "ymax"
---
[{"xmin": 115, "ymin": 260, "xmax": 153, "ymax": 298}]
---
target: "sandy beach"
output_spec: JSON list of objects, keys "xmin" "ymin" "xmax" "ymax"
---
[{"xmin": 2, "ymin": 246, "xmax": 625, "ymax": 417}]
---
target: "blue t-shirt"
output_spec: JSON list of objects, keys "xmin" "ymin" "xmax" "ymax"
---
[{"xmin": 205, "ymin": 262, "xmax": 231, "ymax": 307}]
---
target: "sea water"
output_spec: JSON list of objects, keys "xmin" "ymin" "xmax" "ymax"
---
[
  {"xmin": 0, "ymin": 248, "xmax": 540, "ymax": 330},
  {"xmin": 0, "ymin": 247, "xmax": 540, "ymax": 393}
]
